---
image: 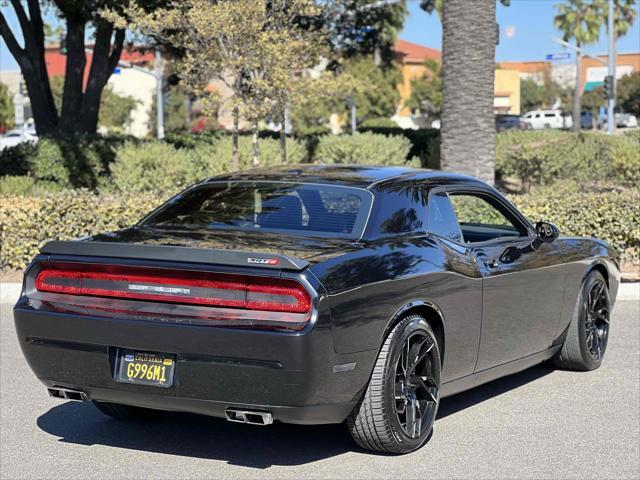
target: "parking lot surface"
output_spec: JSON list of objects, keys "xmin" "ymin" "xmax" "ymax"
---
[{"xmin": 1, "ymin": 300, "xmax": 638, "ymax": 479}]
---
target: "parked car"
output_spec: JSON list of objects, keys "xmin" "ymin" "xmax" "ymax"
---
[
  {"xmin": 495, "ymin": 114, "xmax": 530, "ymax": 132},
  {"xmin": 14, "ymin": 165, "xmax": 619, "ymax": 454},
  {"xmin": 615, "ymin": 112, "xmax": 638, "ymax": 128},
  {"xmin": 580, "ymin": 111, "xmax": 596, "ymax": 130},
  {"xmin": 522, "ymin": 109, "xmax": 572, "ymax": 130},
  {"xmin": 0, "ymin": 128, "xmax": 37, "ymax": 150}
]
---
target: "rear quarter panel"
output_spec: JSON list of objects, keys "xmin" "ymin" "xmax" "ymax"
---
[{"xmin": 308, "ymin": 235, "xmax": 483, "ymax": 383}]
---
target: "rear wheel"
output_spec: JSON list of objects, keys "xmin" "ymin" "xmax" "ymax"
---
[
  {"xmin": 554, "ymin": 271, "xmax": 610, "ymax": 371},
  {"xmin": 347, "ymin": 315, "xmax": 441, "ymax": 454},
  {"xmin": 93, "ymin": 401, "xmax": 158, "ymax": 420}
]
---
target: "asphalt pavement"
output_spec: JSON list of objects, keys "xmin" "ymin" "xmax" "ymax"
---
[{"xmin": 1, "ymin": 299, "xmax": 639, "ymax": 480}]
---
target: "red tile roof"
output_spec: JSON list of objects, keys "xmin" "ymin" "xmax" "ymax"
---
[
  {"xmin": 44, "ymin": 46, "xmax": 154, "ymax": 85},
  {"xmin": 394, "ymin": 39, "xmax": 441, "ymax": 64}
]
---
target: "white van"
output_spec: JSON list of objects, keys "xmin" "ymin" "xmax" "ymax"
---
[{"xmin": 522, "ymin": 110, "xmax": 572, "ymax": 130}]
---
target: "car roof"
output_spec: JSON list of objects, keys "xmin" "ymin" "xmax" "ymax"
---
[{"xmin": 207, "ymin": 164, "xmax": 486, "ymax": 190}]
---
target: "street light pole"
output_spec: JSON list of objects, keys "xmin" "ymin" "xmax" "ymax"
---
[
  {"xmin": 607, "ymin": 0, "xmax": 615, "ymax": 135},
  {"xmin": 155, "ymin": 49, "xmax": 165, "ymax": 140}
]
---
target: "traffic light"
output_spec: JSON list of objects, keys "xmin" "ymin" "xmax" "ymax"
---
[{"xmin": 603, "ymin": 75, "xmax": 614, "ymax": 100}]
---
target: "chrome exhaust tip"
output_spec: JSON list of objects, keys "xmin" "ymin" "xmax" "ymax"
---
[
  {"xmin": 225, "ymin": 409, "xmax": 273, "ymax": 426},
  {"xmin": 47, "ymin": 387, "xmax": 88, "ymax": 402}
]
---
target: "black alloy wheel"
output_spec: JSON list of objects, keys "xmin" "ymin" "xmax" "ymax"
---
[
  {"xmin": 394, "ymin": 331, "xmax": 440, "ymax": 439},
  {"xmin": 554, "ymin": 270, "xmax": 611, "ymax": 371},
  {"xmin": 584, "ymin": 279, "xmax": 610, "ymax": 361},
  {"xmin": 347, "ymin": 315, "xmax": 441, "ymax": 454}
]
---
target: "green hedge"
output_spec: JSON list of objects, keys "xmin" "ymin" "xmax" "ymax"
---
[
  {"xmin": 2, "ymin": 187, "xmax": 638, "ymax": 270},
  {"xmin": 360, "ymin": 127, "xmax": 440, "ymax": 168},
  {"xmin": 496, "ymin": 130, "xmax": 640, "ymax": 190},
  {"xmin": 315, "ymin": 132, "xmax": 419, "ymax": 167}
]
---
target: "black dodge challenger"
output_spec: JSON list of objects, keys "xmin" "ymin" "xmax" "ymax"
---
[{"xmin": 14, "ymin": 165, "xmax": 619, "ymax": 454}]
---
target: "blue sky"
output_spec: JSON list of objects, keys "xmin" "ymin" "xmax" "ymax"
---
[
  {"xmin": 401, "ymin": 0, "xmax": 640, "ymax": 62},
  {"xmin": 1, "ymin": 0, "xmax": 639, "ymax": 71}
]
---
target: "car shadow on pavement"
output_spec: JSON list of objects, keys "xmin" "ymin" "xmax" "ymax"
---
[{"xmin": 36, "ymin": 363, "xmax": 555, "ymax": 467}]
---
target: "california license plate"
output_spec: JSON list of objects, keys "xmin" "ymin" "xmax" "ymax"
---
[{"xmin": 115, "ymin": 349, "xmax": 175, "ymax": 388}]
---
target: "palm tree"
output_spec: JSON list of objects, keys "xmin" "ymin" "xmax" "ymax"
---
[
  {"xmin": 554, "ymin": 1, "xmax": 603, "ymax": 131},
  {"xmin": 420, "ymin": 0, "xmax": 509, "ymax": 185}
]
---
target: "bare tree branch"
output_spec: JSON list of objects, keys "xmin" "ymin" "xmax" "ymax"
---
[
  {"xmin": 0, "ymin": 11, "xmax": 25, "ymax": 58},
  {"xmin": 26, "ymin": 0, "xmax": 45, "ymax": 51},
  {"xmin": 108, "ymin": 29, "xmax": 126, "ymax": 74},
  {"xmin": 8, "ymin": 0, "xmax": 31, "ymax": 44}
]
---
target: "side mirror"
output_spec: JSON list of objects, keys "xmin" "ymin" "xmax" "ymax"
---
[
  {"xmin": 535, "ymin": 221, "xmax": 560, "ymax": 243},
  {"xmin": 500, "ymin": 221, "xmax": 560, "ymax": 264}
]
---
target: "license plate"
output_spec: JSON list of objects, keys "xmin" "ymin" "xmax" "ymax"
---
[{"xmin": 115, "ymin": 349, "xmax": 175, "ymax": 388}]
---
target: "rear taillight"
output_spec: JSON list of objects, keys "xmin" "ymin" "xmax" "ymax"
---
[{"xmin": 35, "ymin": 266, "xmax": 311, "ymax": 314}]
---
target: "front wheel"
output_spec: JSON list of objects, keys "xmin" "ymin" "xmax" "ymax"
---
[
  {"xmin": 554, "ymin": 270, "xmax": 610, "ymax": 371},
  {"xmin": 347, "ymin": 315, "xmax": 441, "ymax": 454}
]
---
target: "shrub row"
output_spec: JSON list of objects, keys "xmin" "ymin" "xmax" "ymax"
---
[
  {"xmin": 496, "ymin": 130, "xmax": 640, "ymax": 191},
  {"xmin": 1, "ymin": 133, "xmax": 420, "ymax": 194},
  {"xmin": 2, "ymin": 187, "xmax": 638, "ymax": 270}
]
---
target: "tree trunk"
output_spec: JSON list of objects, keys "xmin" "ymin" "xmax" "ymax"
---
[
  {"xmin": 279, "ymin": 109, "xmax": 287, "ymax": 164},
  {"xmin": 0, "ymin": 1, "xmax": 58, "ymax": 135},
  {"xmin": 572, "ymin": 51, "xmax": 582, "ymax": 132},
  {"xmin": 58, "ymin": 15, "xmax": 86, "ymax": 133},
  {"xmin": 251, "ymin": 120, "xmax": 260, "ymax": 167},
  {"xmin": 231, "ymin": 106, "xmax": 239, "ymax": 171},
  {"xmin": 80, "ymin": 22, "xmax": 124, "ymax": 134},
  {"xmin": 440, "ymin": 0, "xmax": 497, "ymax": 184}
]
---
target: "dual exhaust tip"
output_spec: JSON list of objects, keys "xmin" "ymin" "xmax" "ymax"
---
[
  {"xmin": 47, "ymin": 388, "xmax": 273, "ymax": 426},
  {"xmin": 47, "ymin": 387, "xmax": 87, "ymax": 401},
  {"xmin": 225, "ymin": 408, "xmax": 273, "ymax": 426}
]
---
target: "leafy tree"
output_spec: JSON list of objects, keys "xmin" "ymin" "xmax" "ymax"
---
[
  {"xmin": 324, "ymin": 0, "xmax": 408, "ymax": 66},
  {"xmin": 554, "ymin": 0, "xmax": 603, "ymax": 131},
  {"xmin": 520, "ymin": 78, "xmax": 543, "ymax": 113},
  {"xmin": 405, "ymin": 59, "xmax": 442, "ymax": 119},
  {"xmin": 0, "ymin": 82, "xmax": 14, "ymax": 131},
  {"xmin": 49, "ymin": 76, "xmax": 138, "ymax": 132},
  {"xmin": 150, "ymin": 85, "xmax": 191, "ymax": 135},
  {"xmin": 0, "ymin": 1, "xmax": 160, "ymax": 136},
  {"xmin": 616, "ymin": 72, "xmax": 640, "ymax": 116},
  {"xmin": 120, "ymin": 0, "xmax": 324, "ymax": 169},
  {"xmin": 342, "ymin": 57, "xmax": 401, "ymax": 125},
  {"xmin": 421, "ymin": 0, "xmax": 511, "ymax": 184},
  {"xmin": 581, "ymin": 87, "xmax": 605, "ymax": 115}
]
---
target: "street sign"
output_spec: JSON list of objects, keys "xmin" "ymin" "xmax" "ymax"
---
[{"xmin": 546, "ymin": 52, "xmax": 571, "ymax": 61}]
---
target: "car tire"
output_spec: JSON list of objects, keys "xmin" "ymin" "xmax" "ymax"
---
[
  {"xmin": 347, "ymin": 314, "xmax": 441, "ymax": 454},
  {"xmin": 93, "ymin": 401, "xmax": 159, "ymax": 420},
  {"xmin": 553, "ymin": 270, "xmax": 610, "ymax": 371}
]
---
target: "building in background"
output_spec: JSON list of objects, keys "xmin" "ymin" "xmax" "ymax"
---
[
  {"xmin": 499, "ymin": 52, "xmax": 640, "ymax": 92},
  {"xmin": 494, "ymin": 69, "xmax": 521, "ymax": 114},
  {"xmin": 0, "ymin": 46, "xmax": 157, "ymax": 137},
  {"xmin": 394, "ymin": 39, "xmax": 521, "ymax": 126}
]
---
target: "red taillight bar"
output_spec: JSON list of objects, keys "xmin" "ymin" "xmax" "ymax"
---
[{"xmin": 35, "ymin": 266, "xmax": 311, "ymax": 314}]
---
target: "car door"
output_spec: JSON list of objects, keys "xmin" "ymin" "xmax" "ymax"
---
[{"xmin": 446, "ymin": 189, "xmax": 567, "ymax": 371}]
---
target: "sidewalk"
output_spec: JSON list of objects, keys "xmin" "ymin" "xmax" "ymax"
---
[{"xmin": 2, "ymin": 282, "xmax": 639, "ymax": 305}]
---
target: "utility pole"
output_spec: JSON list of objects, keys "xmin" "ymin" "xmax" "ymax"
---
[
  {"xmin": 607, "ymin": 0, "xmax": 615, "ymax": 135},
  {"xmin": 155, "ymin": 49, "xmax": 165, "ymax": 139}
]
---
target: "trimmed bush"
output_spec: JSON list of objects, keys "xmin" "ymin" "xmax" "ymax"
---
[
  {"xmin": 1, "ymin": 187, "xmax": 638, "ymax": 271},
  {"xmin": 510, "ymin": 187, "xmax": 640, "ymax": 263},
  {"xmin": 0, "ymin": 134, "xmax": 134, "ymax": 189},
  {"xmin": 315, "ymin": 132, "xmax": 418, "ymax": 167},
  {"xmin": 360, "ymin": 127, "xmax": 440, "ymax": 167},
  {"xmin": 496, "ymin": 130, "xmax": 640, "ymax": 190},
  {"xmin": 111, "ymin": 141, "xmax": 210, "ymax": 193},
  {"xmin": 0, "ymin": 191, "xmax": 164, "ymax": 270},
  {"xmin": 206, "ymin": 136, "xmax": 307, "ymax": 174}
]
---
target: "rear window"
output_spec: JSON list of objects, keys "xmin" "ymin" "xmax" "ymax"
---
[{"xmin": 141, "ymin": 181, "xmax": 373, "ymax": 238}]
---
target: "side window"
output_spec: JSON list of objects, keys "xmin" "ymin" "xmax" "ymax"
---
[
  {"xmin": 448, "ymin": 193, "xmax": 527, "ymax": 243},
  {"xmin": 535, "ymin": 113, "xmax": 541, "ymax": 118},
  {"xmin": 426, "ymin": 192, "xmax": 463, "ymax": 243}
]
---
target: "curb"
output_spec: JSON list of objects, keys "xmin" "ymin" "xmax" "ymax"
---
[{"xmin": 1, "ymin": 281, "xmax": 639, "ymax": 305}]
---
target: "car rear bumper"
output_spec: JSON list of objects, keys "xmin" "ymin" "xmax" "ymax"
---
[{"xmin": 14, "ymin": 305, "xmax": 376, "ymax": 425}]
